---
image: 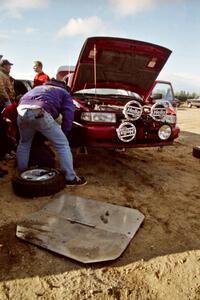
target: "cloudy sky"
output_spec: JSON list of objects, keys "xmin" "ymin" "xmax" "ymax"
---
[{"xmin": 0, "ymin": 0, "xmax": 199, "ymax": 93}]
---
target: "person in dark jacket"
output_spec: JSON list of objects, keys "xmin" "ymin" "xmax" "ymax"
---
[
  {"xmin": 0, "ymin": 111, "xmax": 16, "ymax": 157},
  {"xmin": 0, "ymin": 59, "xmax": 15, "ymax": 112},
  {"xmin": 16, "ymin": 79, "xmax": 86, "ymax": 186}
]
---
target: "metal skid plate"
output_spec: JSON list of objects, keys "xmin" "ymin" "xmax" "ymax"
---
[{"xmin": 16, "ymin": 194, "xmax": 144, "ymax": 263}]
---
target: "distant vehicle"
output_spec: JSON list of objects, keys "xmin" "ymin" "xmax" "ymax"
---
[{"xmin": 187, "ymin": 97, "xmax": 200, "ymax": 108}]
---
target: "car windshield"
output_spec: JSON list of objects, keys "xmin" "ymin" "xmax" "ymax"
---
[{"xmin": 74, "ymin": 88, "xmax": 142, "ymax": 100}]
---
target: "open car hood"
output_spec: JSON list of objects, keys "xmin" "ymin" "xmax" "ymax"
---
[{"xmin": 70, "ymin": 37, "xmax": 172, "ymax": 97}]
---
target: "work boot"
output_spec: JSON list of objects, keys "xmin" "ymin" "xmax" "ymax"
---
[{"xmin": 65, "ymin": 176, "xmax": 87, "ymax": 186}]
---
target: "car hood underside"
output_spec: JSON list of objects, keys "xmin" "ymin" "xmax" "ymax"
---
[{"xmin": 70, "ymin": 36, "xmax": 172, "ymax": 97}]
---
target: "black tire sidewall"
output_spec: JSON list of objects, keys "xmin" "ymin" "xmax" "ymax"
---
[
  {"xmin": 12, "ymin": 167, "xmax": 65, "ymax": 198},
  {"xmin": 192, "ymin": 146, "xmax": 200, "ymax": 159}
]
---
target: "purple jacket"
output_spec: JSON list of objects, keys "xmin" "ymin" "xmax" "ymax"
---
[{"xmin": 18, "ymin": 80, "xmax": 75, "ymax": 135}]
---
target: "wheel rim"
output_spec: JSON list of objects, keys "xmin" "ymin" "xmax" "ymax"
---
[{"xmin": 20, "ymin": 169, "xmax": 56, "ymax": 181}]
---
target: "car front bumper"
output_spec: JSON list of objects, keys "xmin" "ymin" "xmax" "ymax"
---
[{"xmin": 71, "ymin": 122, "xmax": 180, "ymax": 148}]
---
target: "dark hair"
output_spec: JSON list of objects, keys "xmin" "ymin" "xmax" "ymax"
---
[{"xmin": 46, "ymin": 78, "xmax": 68, "ymax": 90}]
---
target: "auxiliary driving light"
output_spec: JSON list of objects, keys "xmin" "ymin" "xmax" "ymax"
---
[
  {"xmin": 123, "ymin": 100, "xmax": 142, "ymax": 121},
  {"xmin": 158, "ymin": 125, "xmax": 172, "ymax": 140},
  {"xmin": 150, "ymin": 102, "xmax": 167, "ymax": 121},
  {"xmin": 116, "ymin": 122, "xmax": 137, "ymax": 142}
]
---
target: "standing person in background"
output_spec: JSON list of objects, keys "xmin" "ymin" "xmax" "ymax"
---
[
  {"xmin": 33, "ymin": 61, "xmax": 50, "ymax": 87},
  {"xmin": 0, "ymin": 59, "xmax": 15, "ymax": 112}
]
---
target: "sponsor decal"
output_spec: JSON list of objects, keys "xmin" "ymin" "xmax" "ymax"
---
[
  {"xmin": 116, "ymin": 122, "xmax": 137, "ymax": 142},
  {"xmin": 123, "ymin": 100, "xmax": 142, "ymax": 121}
]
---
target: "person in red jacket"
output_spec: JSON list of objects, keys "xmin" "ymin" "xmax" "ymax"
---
[{"xmin": 33, "ymin": 61, "xmax": 50, "ymax": 87}]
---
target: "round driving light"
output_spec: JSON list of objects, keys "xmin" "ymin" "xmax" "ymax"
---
[
  {"xmin": 158, "ymin": 125, "xmax": 172, "ymax": 140},
  {"xmin": 151, "ymin": 102, "xmax": 167, "ymax": 121},
  {"xmin": 123, "ymin": 101, "xmax": 142, "ymax": 121},
  {"xmin": 116, "ymin": 122, "xmax": 136, "ymax": 142}
]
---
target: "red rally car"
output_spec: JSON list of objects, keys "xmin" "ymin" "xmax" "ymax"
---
[{"xmin": 62, "ymin": 36, "xmax": 180, "ymax": 148}]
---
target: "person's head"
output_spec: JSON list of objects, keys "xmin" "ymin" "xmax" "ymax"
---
[
  {"xmin": 33, "ymin": 60, "xmax": 43, "ymax": 73},
  {"xmin": 45, "ymin": 78, "xmax": 70, "ymax": 92},
  {"xmin": 0, "ymin": 59, "xmax": 13, "ymax": 74}
]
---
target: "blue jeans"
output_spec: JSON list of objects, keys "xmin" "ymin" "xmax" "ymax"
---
[{"xmin": 16, "ymin": 109, "xmax": 76, "ymax": 181}]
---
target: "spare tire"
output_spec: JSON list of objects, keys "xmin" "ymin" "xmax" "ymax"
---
[
  {"xmin": 12, "ymin": 168, "xmax": 65, "ymax": 198},
  {"xmin": 192, "ymin": 146, "xmax": 200, "ymax": 159}
]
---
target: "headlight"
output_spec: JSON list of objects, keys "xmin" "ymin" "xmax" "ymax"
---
[
  {"xmin": 158, "ymin": 125, "xmax": 172, "ymax": 140},
  {"xmin": 164, "ymin": 114, "xmax": 177, "ymax": 124},
  {"xmin": 81, "ymin": 112, "xmax": 116, "ymax": 123}
]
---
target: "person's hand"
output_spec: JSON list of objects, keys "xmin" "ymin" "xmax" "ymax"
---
[
  {"xmin": 3, "ymin": 117, "xmax": 12, "ymax": 124},
  {"xmin": 15, "ymin": 94, "xmax": 22, "ymax": 103}
]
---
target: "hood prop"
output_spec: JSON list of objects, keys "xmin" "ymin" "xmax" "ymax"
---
[{"xmin": 93, "ymin": 44, "xmax": 97, "ymax": 99}]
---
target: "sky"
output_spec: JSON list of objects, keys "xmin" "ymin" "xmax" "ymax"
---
[{"xmin": 0, "ymin": 0, "xmax": 200, "ymax": 93}]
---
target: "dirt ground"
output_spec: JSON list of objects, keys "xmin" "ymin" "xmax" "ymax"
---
[{"xmin": 0, "ymin": 106, "xmax": 199, "ymax": 300}]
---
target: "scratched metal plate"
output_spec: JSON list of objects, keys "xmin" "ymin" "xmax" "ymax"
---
[{"xmin": 16, "ymin": 194, "xmax": 144, "ymax": 263}]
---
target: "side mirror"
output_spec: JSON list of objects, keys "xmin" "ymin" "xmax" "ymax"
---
[{"xmin": 151, "ymin": 93, "xmax": 163, "ymax": 100}]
